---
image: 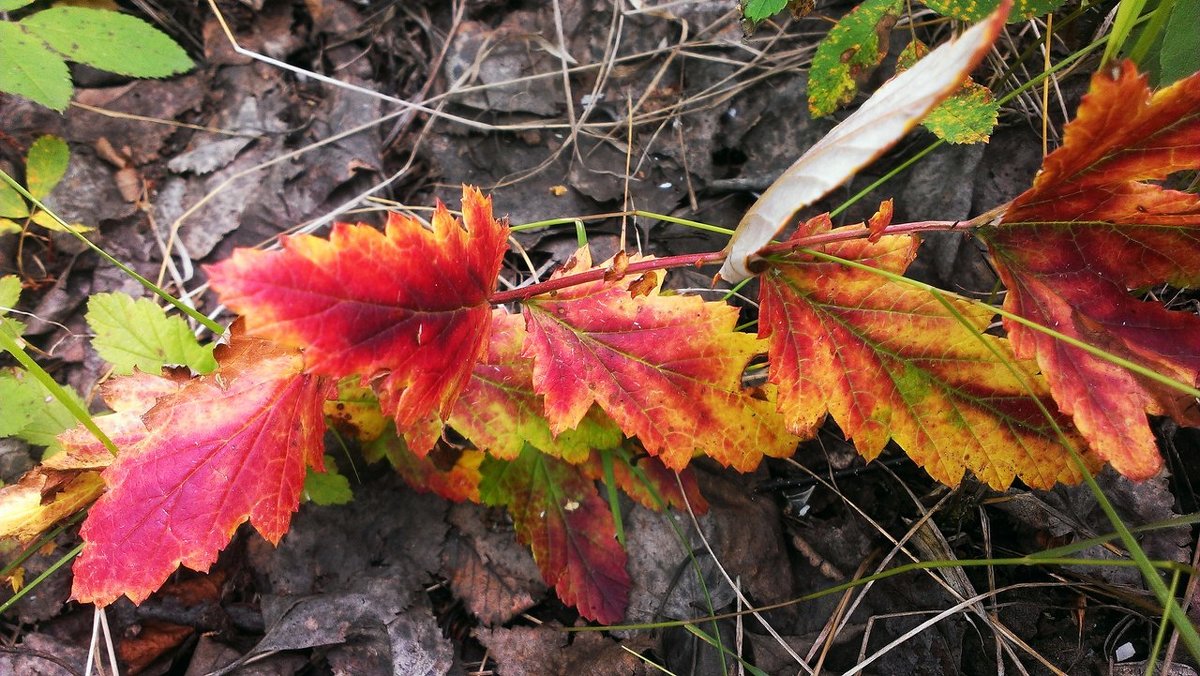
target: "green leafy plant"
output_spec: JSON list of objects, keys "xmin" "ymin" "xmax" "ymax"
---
[{"xmin": 0, "ymin": 2, "xmax": 192, "ymax": 112}]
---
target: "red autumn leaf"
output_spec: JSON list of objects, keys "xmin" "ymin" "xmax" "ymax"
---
[
  {"xmin": 980, "ymin": 62, "xmax": 1200, "ymax": 480},
  {"xmin": 449, "ymin": 308, "xmax": 622, "ymax": 463},
  {"xmin": 480, "ymin": 446, "xmax": 630, "ymax": 624},
  {"xmin": 207, "ymin": 186, "xmax": 509, "ymax": 454},
  {"xmin": 523, "ymin": 248, "xmax": 798, "ymax": 472},
  {"xmin": 759, "ymin": 213, "xmax": 1092, "ymax": 489},
  {"xmin": 71, "ymin": 334, "xmax": 329, "ymax": 606}
]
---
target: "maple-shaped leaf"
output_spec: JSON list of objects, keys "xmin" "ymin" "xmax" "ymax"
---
[
  {"xmin": 479, "ymin": 446, "xmax": 630, "ymax": 624},
  {"xmin": 72, "ymin": 333, "xmax": 329, "ymax": 606},
  {"xmin": 207, "ymin": 186, "xmax": 509, "ymax": 454},
  {"xmin": 364, "ymin": 427, "xmax": 483, "ymax": 503},
  {"xmin": 760, "ymin": 213, "xmax": 1091, "ymax": 489},
  {"xmin": 523, "ymin": 248, "xmax": 798, "ymax": 472},
  {"xmin": 450, "ymin": 308, "xmax": 622, "ymax": 463},
  {"xmin": 979, "ymin": 62, "xmax": 1200, "ymax": 480}
]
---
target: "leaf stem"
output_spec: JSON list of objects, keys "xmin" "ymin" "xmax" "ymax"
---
[
  {"xmin": 489, "ymin": 250, "xmax": 727, "ymax": 304},
  {"xmin": 491, "ymin": 218, "xmax": 972, "ymax": 305}
]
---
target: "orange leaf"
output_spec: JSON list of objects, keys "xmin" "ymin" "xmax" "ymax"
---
[
  {"xmin": 760, "ymin": 214, "xmax": 1092, "ymax": 489},
  {"xmin": 523, "ymin": 248, "xmax": 798, "ymax": 472},
  {"xmin": 207, "ymin": 186, "xmax": 509, "ymax": 454},
  {"xmin": 71, "ymin": 334, "xmax": 330, "ymax": 606},
  {"xmin": 449, "ymin": 309, "xmax": 622, "ymax": 463},
  {"xmin": 981, "ymin": 62, "xmax": 1200, "ymax": 479}
]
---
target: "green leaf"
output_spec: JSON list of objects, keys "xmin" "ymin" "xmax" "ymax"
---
[
  {"xmin": 0, "ymin": 276, "xmax": 25, "ymax": 340},
  {"xmin": 0, "ymin": 370, "xmax": 44, "ymax": 437},
  {"xmin": 86, "ymin": 293, "xmax": 218, "ymax": 375},
  {"xmin": 742, "ymin": 0, "xmax": 789, "ymax": 22},
  {"xmin": 0, "ymin": 0, "xmax": 35, "ymax": 10},
  {"xmin": 0, "ymin": 368, "xmax": 85, "ymax": 449},
  {"xmin": 21, "ymin": 7, "xmax": 192, "ymax": 79},
  {"xmin": 923, "ymin": 0, "xmax": 1065, "ymax": 21},
  {"xmin": 808, "ymin": 0, "xmax": 904, "ymax": 117},
  {"xmin": 0, "ymin": 218, "xmax": 22, "ymax": 235},
  {"xmin": 0, "ymin": 22, "xmax": 71, "ymax": 111},
  {"xmin": 0, "ymin": 180, "xmax": 30, "ymax": 219},
  {"xmin": 303, "ymin": 455, "xmax": 353, "ymax": 505},
  {"xmin": 0, "ymin": 275, "xmax": 21, "ymax": 311},
  {"xmin": 1160, "ymin": 0, "xmax": 1200, "ymax": 84},
  {"xmin": 923, "ymin": 85, "xmax": 1000, "ymax": 143},
  {"xmin": 898, "ymin": 41, "xmax": 999, "ymax": 144},
  {"xmin": 26, "ymin": 135, "xmax": 69, "ymax": 200}
]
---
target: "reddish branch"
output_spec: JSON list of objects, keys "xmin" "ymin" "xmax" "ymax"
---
[{"xmin": 489, "ymin": 219, "xmax": 966, "ymax": 305}]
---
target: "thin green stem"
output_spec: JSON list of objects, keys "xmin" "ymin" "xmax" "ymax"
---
[
  {"xmin": 0, "ymin": 170, "xmax": 225, "ymax": 336},
  {"xmin": 0, "ymin": 329, "xmax": 118, "ymax": 457},
  {"xmin": 0, "ymin": 543, "xmax": 84, "ymax": 616}
]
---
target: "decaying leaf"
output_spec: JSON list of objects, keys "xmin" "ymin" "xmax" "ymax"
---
[
  {"xmin": 524, "ymin": 248, "xmax": 798, "ymax": 472},
  {"xmin": 759, "ymin": 213, "xmax": 1092, "ymax": 489},
  {"xmin": 807, "ymin": 0, "xmax": 903, "ymax": 117},
  {"xmin": 897, "ymin": 40, "xmax": 1000, "ymax": 144},
  {"xmin": 0, "ymin": 468, "xmax": 104, "ymax": 543},
  {"xmin": 208, "ymin": 186, "xmax": 509, "ymax": 454},
  {"xmin": 980, "ymin": 62, "xmax": 1200, "ymax": 480},
  {"xmin": 72, "ymin": 333, "xmax": 329, "ymax": 606}
]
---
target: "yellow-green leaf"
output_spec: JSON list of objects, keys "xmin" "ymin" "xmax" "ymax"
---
[
  {"xmin": 808, "ymin": 0, "xmax": 903, "ymax": 117},
  {"xmin": 0, "ymin": 180, "xmax": 30, "ymax": 219},
  {"xmin": 26, "ymin": 135, "xmax": 69, "ymax": 200}
]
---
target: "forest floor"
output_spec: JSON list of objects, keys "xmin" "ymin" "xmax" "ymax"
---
[{"xmin": 2, "ymin": 0, "xmax": 1199, "ymax": 674}]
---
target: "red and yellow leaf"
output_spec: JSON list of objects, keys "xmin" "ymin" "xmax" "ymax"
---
[
  {"xmin": 72, "ymin": 334, "xmax": 330, "ymax": 606},
  {"xmin": 523, "ymin": 248, "xmax": 798, "ymax": 472},
  {"xmin": 324, "ymin": 377, "xmax": 390, "ymax": 443},
  {"xmin": 981, "ymin": 62, "xmax": 1200, "ymax": 479},
  {"xmin": 760, "ymin": 214, "xmax": 1091, "ymax": 489},
  {"xmin": 479, "ymin": 446, "xmax": 630, "ymax": 624},
  {"xmin": 364, "ymin": 427, "xmax": 484, "ymax": 503},
  {"xmin": 449, "ymin": 308, "xmax": 622, "ymax": 463},
  {"xmin": 207, "ymin": 186, "xmax": 509, "ymax": 454}
]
